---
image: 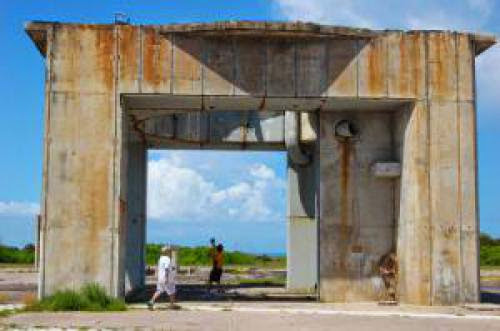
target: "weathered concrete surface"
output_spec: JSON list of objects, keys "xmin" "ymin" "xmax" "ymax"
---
[
  {"xmin": 287, "ymin": 144, "xmax": 318, "ymax": 291},
  {"xmin": 25, "ymin": 21, "xmax": 495, "ymax": 305},
  {"xmin": 319, "ymin": 112, "xmax": 398, "ymax": 302},
  {"xmin": 4, "ymin": 304, "xmax": 500, "ymax": 331}
]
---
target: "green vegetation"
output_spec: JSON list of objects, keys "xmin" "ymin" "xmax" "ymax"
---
[
  {"xmin": 2, "ymin": 235, "xmax": 499, "ymax": 268},
  {"xmin": 0, "ymin": 244, "xmax": 34, "ymax": 264},
  {"xmin": 146, "ymin": 244, "xmax": 286, "ymax": 268},
  {"xmin": 25, "ymin": 283, "xmax": 126, "ymax": 312},
  {"xmin": 480, "ymin": 233, "xmax": 500, "ymax": 266}
]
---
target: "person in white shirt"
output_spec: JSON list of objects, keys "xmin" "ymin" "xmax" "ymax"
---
[{"xmin": 148, "ymin": 245, "xmax": 176, "ymax": 309}]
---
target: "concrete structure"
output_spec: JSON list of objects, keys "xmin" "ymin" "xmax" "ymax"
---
[{"xmin": 26, "ymin": 21, "xmax": 495, "ymax": 305}]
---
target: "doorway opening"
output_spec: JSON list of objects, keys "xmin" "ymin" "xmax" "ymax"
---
[{"xmin": 126, "ymin": 149, "xmax": 316, "ymax": 302}]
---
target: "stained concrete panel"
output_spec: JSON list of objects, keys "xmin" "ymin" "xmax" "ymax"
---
[
  {"xmin": 172, "ymin": 35, "xmax": 202, "ymax": 94},
  {"xmin": 396, "ymin": 102, "xmax": 431, "ymax": 305},
  {"xmin": 233, "ymin": 38, "xmax": 266, "ymax": 96},
  {"xmin": 119, "ymin": 25, "xmax": 140, "ymax": 93},
  {"xmin": 325, "ymin": 39, "xmax": 358, "ymax": 97},
  {"xmin": 41, "ymin": 25, "xmax": 117, "ymax": 296},
  {"xmin": 387, "ymin": 32, "xmax": 426, "ymax": 99},
  {"xmin": 319, "ymin": 111, "xmax": 397, "ymax": 302},
  {"xmin": 141, "ymin": 27, "xmax": 172, "ymax": 93},
  {"xmin": 266, "ymin": 39, "xmax": 296, "ymax": 96},
  {"xmin": 457, "ymin": 34, "xmax": 474, "ymax": 102},
  {"xmin": 203, "ymin": 37, "xmax": 234, "ymax": 95},
  {"xmin": 429, "ymin": 100, "xmax": 461, "ymax": 305},
  {"xmin": 357, "ymin": 38, "xmax": 388, "ymax": 98},
  {"xmin": 459, "ymin": 101, "xmax": 479, "ymax": 302},
  {"xmin": 428, "ymin": 32, "xmax": 458, "ymax": 101},
  {"xmin": 296, "ymin": 41, "xmax": 327, "ymax": 97}
]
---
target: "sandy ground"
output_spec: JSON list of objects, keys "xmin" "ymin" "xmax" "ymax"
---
[
  {"xmin": 3, "ymin": 306, "xmax": 500, "ymax": 330},
  {"xmin": 1, "ymin": 266, "xmax": 500, "ymax": 330}
]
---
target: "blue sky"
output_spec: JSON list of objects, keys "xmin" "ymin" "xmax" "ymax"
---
[{"xmin": 0, "ymin": 1, "xmax": 499, "ymax": 253}]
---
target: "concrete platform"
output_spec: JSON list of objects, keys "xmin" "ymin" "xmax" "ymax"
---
[{"xmin": 3, "ymin": 302, "xmax": 500, "ymax": 330}]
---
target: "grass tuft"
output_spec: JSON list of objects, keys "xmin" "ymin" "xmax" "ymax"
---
[
  {"xmin": 25, "ymin": 283, "xmax": 126, "ymax": 312},
  {"xmin": 0, "ymin": 293, "xmax": 10, "ymax": 304}
]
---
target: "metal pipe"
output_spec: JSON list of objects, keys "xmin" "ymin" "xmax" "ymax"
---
[{"xmin": 285, "ymin": 110, "xmax": 310, "ymax": 166}]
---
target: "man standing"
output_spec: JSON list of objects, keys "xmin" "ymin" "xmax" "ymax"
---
[
  {"xmin": 148, "ymin": 245, "xmax": 176, "ymax": 309},
  {"xmin": 208, "ymin": 238, "xmax": 225, "ymax": 292}
]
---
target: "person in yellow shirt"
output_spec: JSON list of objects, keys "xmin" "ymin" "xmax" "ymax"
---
[{"xmin": 208, "ymin": 238, "xmax": 224, "ymax": 292}]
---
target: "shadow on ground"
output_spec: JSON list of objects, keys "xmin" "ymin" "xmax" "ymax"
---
[
  {"xmin": 480, "ymin": 288, "xmax": 500, "ymax": 304},
  {"xmin": 126, "ymin": 283, "xmax": 317, "ymax": 303}
]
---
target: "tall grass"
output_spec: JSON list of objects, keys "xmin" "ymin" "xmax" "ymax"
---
[{"xmin": 26, "ymin": 283, "xmax": 126, "ymax": 312}]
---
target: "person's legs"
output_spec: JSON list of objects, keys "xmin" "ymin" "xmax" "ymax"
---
[{"xmin": 149, "ymin": 284, "xmax": 165, "ymax": 309}]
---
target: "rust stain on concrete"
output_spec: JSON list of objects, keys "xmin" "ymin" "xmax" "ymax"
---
[
  {"xmin": 94, "ymin": 28, "xmax": 114, "ymax": 92},
  {"xmin": 142, "ymin": 27, "xmax": 159, "ymax": 89},
  {"xmin": 119, "ymin": 25, "xmax": 139, "ymax": 84}
]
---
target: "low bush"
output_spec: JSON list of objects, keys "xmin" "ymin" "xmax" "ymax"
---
[
  {"xmin": 0, "ymin": 244, "xmax": 34, "ymax": 264},
  {"xmin": 146, "ymin": 244, "xmax": 286, "ymax": 267},
  {"xmin": 26, "ymin": 283, "xmax": 126, "ymax": 312}
]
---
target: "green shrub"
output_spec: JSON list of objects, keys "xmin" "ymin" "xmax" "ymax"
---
[
  {"xmin": 26, "ymin": 283, "xmax": 126, "ymax": 312},
  {"xmin": 0, "ymin": 245, "xmax": 34, "ymax": 264},
  {"xmin": 146, "ymin": 244, "xmax": 286, "ymax": 267}
]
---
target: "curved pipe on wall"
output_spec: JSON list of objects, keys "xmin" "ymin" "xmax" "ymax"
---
[{"xmin": 284, "ymin": 110, "xmax": 311, "ymax": 166}]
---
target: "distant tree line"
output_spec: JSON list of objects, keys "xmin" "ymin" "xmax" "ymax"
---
[
  {"xmin": 145, "ymin": 243, "xmax": 285, "ymax": 267},
  {"xmin": 0, "ymin": 243, "xmax": 35, "ymax": 264},
  {"xmin": 1, "ymin": 235, "xmax": 500, "ymax": 266},
  {"xmin": 479, "ymin": 233, "xmax": 500, "ymax": 266}
]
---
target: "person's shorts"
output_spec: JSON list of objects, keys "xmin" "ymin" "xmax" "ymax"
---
[
  {"xmin": 209, "ymin": 267, "xmax": 223, "ymax": 282},
  {"xmin": 156, "ymin": 281, "xmax": 176, "ymax": 295}
]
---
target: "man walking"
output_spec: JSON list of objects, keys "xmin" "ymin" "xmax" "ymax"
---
[{"xmin": 148, "ymin": 245, "xmax": 177, "ymax": 309}]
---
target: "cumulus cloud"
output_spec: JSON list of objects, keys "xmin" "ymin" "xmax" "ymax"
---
[
  {"xmin": 0, "ymin": 201, "xmax": 39, "ymax": 217},
  {"xmin": 147, "ymin": 153, "xmax": 285, "ymax": 223},
  {"xmin": 272, "ymin": 0, "xmax": 495, "ymax": 30},
  {"xmin": 476, "ymin": 44, "xmax": 500, "ymax": 112}
]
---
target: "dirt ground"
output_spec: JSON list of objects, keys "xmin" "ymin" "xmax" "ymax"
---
[
  {"xmin": 1, "ymin": 266, "xmax": 500, "ymax": 330},
  {"xmin": 3, "ymin": 305, "xmax": 500, "ymax": 330}
]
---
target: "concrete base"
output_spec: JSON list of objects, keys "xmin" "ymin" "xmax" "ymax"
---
[{"xmin": 287, "ymin": 217, "xmax": 317, "ymax": 292}]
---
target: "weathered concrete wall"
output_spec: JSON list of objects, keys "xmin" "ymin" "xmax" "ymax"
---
[
  {"xmin": 39, "ymin": 25, "xmax": 118, "ymax": 296},
  {"xmin": 287, "ymin": 145, "xmax": 318, "ymax": 291},
  {"xmin": 319, "ymin": 112, "xmax": 399, "ymax": 301},
  {"xmin": 29, "ymin": 21, "xmax": 491, "ymax": 304}
]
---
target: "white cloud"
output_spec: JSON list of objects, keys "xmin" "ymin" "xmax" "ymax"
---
[
  {"xmin": 477, "ymin": 44, "xmax": 500, "ymax": 110},
  {"xmin": 0, "ymin": 201, "xmax": 39, "ymax": 217},
  {"xmin": 147, "ymin": 153, "xmax": 285, "ymax": 223},
  {"xmin": 249, "ymin": 164, "xmax": 276, "ymax": 180},
  {"xmin": 273, "ymin": 0, "xmax": 495, "ymax": 30}
]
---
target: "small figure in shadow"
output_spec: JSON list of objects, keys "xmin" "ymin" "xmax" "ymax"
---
[{"xmin": 379, "ymin": 252, "xmax": 397, "ymax": 303}]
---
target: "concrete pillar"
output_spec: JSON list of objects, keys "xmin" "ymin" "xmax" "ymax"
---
[
  {"xmin": 123, "ymin": 134, "xmax": 147, "ymax": 294},
  {"xmin": 287, "ymin": 145, "xmax": 318, "ymax": 292}
]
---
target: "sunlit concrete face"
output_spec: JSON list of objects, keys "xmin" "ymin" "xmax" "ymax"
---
[{"xmin": 26, "ymin": 21, "xmax": 495, "ymax": 305}]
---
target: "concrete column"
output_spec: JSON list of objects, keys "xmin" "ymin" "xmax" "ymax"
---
[
  {"xmin": 123, "ymin": 135, "xmax": 147, "ymax": 294},
  {"xmin": 287, "ymin": 145, "xmax": 318, "ymax": 292}
]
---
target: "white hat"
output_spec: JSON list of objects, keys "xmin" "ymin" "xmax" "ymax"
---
[{"xmin": 161, "ymin": 245, "xmax": 171, "ymax": 254}]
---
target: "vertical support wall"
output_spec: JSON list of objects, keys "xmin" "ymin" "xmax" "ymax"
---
[
  {"xmin": 287, "ymin": 145, "xmax": 318, "ymax": 292},
  {"xmin": 39, "ymin": 24, "xmax": 118, "ymax": 296},
  {"xmin": 319, "ymin": 112, "xmax": 399, "ymax": 302}
]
